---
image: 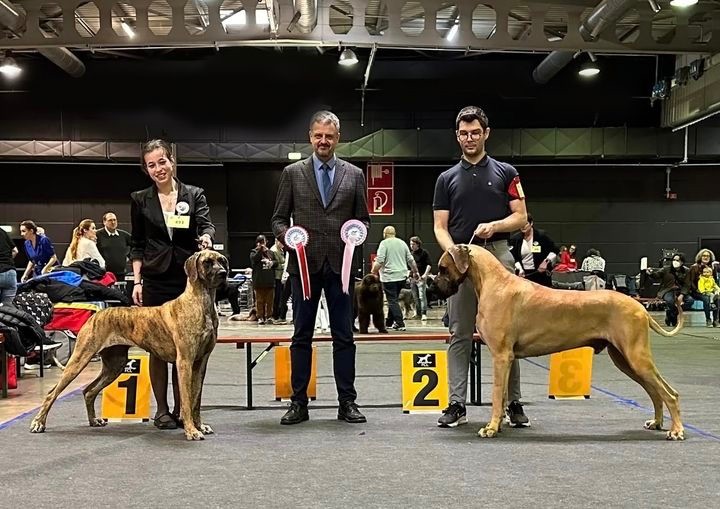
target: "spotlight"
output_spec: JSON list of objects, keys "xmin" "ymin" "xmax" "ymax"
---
[
  {"xmin": 647, "ymin": 0, "xmax": 661, "ymax": 13},
  {"xmin": 578, "ymin": 53, "xmax": 599, "ymax": 77},
  {"xmin": 338, "ymin": 48, "xmax": 358, "ymax": 66},
  {"xmin": 0, "ymin": 52, "xmax": 21, "ymax": 78},
  {"xmin": 670, "ymin": 0, "xmax": 698, "ymax": 7},
  {"xmin": 121, "ymin": 20, "xmax": 135, "ymax": 38}
]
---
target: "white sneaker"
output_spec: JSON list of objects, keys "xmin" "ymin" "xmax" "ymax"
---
[
  {"xmin": 24, "ymin": 362, "xmax": 52, "ymax": 371},
  {"xmin": 34, "ymin": 342, "xmax": 62, "ymax": 352},
  {"xmin": 228, "ymin": 314, "xmax": 243, "ymax": 321},
  {"xmin": 421, "ymin": 314, "xmax": 428, "ymax": 321}
]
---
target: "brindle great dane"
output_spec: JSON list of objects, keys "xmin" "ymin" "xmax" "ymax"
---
[
  {"xmin": 30, "ymin": 250, "xmax": 228, "ymax": 441},
  {"xmin": 433, "ymin": 244, "xmax": 685, "ymax": 441}
]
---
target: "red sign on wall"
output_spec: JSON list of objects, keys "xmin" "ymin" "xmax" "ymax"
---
[{"xmin": 367, "ymin": 163, "xmax": 394, "ymax": 216}]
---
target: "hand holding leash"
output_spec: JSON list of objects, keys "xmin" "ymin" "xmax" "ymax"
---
[{"xmin": 198, "ymin": 234, "xmax": 212, "ymax": 250}]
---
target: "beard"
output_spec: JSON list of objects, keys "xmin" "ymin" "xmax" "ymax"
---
[{"xmin": 461, "ymin": 142, "xmax": 484, "ymax": 159}]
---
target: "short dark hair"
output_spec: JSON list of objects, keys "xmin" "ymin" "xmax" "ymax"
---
[
  {"xmin": 256, "ymin": 234, "xmax": 266, "ymax": 244},
  {"xmin": 410, "ymin": 236, "xmax": 422, "ymax": 247},
  {"xmin": 526, "ymin": 213, "xmax": 533, "ymax": 225},
  {"xmin": 455, "ymin": 105, "xmax": 489, "ymax": 130},
  {"xmin": 587, "ymin": 248, "xmax": 601, "ymax": 257},
  {"xmin": 672, "ymin": 253, "xmax": 685, "ymax": 263}
]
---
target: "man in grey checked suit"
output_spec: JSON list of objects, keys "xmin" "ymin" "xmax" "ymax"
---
[{"xmin": 272, "ymin": 110, "xmax": 371, "ymax": 425}]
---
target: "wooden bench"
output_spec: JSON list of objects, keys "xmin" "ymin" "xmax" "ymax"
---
[{"xmin": 216, "ymin": 333, "xmax": 484, "ymax": 409}]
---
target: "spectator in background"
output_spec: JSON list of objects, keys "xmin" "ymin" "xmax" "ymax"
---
[
  {"xmin": 645, "ymin": 253, "xmax": 690, "ymax": 327},
  {"xmin": 250, "ymin": 234, "xmax": 277, "ymax": 325},
  {"xmin": 554, "ymin": 245, "xmax": 578, "ymax": 272},
  {"xmin": 697, "ymin": 265, "xmax": 720, "ymax": 327},
  {"xmin": 409, "ymin": 236, "xmax": 432, "ymax": 321},
  {"xmin": 372, "ymin": 226, "xmax": 419, "ymax": 331},
  {"xmin": 62, "ymin": 219, "xmax": 106, "ymax": 269},
  {"xmin": 270, "ymin": 238, "xmax": 290, "ymax": 324},
  {"xmin": 96, "ymin": 211, "xmax": 132, "ymax": 282},
  {"xmin": 687, "ymin": 248, "xmax": 718, "ymax": 327},
  {"xmin": 508, "ymin": 213, "xmax": 559, "ymax": 287},
  {"xmin": 19, "ymin": 220, "xmax": 57, "ymax": 281},
  {"xmin": 0, "ymin": 227, "xmax": 18, "ymax": 306},
  {"xmin": 581, "ymin": 248, "xmax": 606, "ymax": 276}
]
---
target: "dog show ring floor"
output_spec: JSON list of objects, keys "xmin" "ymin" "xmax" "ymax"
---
[{"xmin": 1, "ymin": 310, "xmax": 719, "ymax": 508}]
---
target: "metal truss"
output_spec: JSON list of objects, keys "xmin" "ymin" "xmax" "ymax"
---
[{"xmin": 1, "ymin": 0, "xmax": 718, "ymax": 55}]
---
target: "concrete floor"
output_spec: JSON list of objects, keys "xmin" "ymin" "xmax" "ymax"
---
[{"xmin": 2, "ymin": 309, "xmax": 719, "ymax": 508}]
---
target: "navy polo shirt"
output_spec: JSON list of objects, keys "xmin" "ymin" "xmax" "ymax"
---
[{"xmin": 433, "ymin": 154, "xmax": 523, "ymax": 244}]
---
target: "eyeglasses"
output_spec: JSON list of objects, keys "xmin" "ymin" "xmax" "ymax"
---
[{"xmin": 457, "ymin": 130, "xmax": 483, "ymax": 141}]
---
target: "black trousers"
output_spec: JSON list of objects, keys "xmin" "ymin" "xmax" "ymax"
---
[
  {"xmin": 289, "ymin": 260, "xmax": 356, "ymax": 405},
  {"xmin": 272, "ymin": 278, "xmax": 291, "ymax": 320}
]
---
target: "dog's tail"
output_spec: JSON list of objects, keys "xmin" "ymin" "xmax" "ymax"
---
[{"xmin": 647, "ymin": 304, "xmax": 684, "ymax": 337}]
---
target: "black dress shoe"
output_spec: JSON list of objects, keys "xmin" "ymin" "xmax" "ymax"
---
[
  {"xmin": 281, "ymin": 402, "xmax": 309, "ymax": 425},
  {"xmin": 338, "ymin": 401, "xmax": 366, "ymax": 423}
]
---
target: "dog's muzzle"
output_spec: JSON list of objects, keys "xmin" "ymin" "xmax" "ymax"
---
[{"xmin": 430, "ymin": 271, "xmax": 467, "ymax": 299}]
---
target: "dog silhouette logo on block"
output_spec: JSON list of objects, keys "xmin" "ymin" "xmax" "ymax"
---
[
  {"xmin": 123, "ymin": 359, "xmax": 140, "ymax": 374},
  {"xmin": 413, "ymin": 353, "xmax": 436, "ymax": 368}
]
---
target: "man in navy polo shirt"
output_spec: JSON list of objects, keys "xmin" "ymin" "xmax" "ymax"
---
[{"xmin": 433, "ymin": 105, "xmax": 530, "ymax": 428}]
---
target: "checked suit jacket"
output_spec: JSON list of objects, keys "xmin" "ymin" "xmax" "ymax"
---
[{"xmin": 272, "ymin": 156, "xmax": 371, "ymax": 276}]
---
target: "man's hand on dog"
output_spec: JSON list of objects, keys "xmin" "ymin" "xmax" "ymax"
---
[{"xmin": 474, "ymin": 222, "xmax": 496, "ymax": 239}]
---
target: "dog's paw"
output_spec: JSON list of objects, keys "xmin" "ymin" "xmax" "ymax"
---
[
  {"xmin": 185, "ymin": 429, "xmax": 205, "ymax": 441},
  {"xmin": 666, "ymin": 429, "xmax": 685, "ymax": 441},
  {"xmin": 644, "ymin": 419, "xmax": 664, "ymax": 431},
  {"xmin": 478, "ymin": 426, "xmax": 498, "ymax": 438},
  {"xmin": 29, "ymin": 419, "xmax": 46, "ymax": 433},
  {"xmin": 89, "ymin": 418, "xmax": 107, "ymax": 428},
  {"xmin": 198, "ymin": 423, "xmax": 214, "ymax": 435}
]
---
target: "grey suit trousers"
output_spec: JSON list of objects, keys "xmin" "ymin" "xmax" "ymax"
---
[{"xmin": 447, "ymin": 240, "xmax": 522, "ymax": 404}]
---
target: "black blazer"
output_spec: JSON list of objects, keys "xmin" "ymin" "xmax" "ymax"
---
[
  {"xmin": 130, "ymin": 179, "xmax": 215, "ymax": 278},
  {"xmin": 271, "ymin": 156, "xmax": 370, "ymax": 275},
  {"xmin": 508, "ymin": 228, "xmax": 559, "ymax": 271}
]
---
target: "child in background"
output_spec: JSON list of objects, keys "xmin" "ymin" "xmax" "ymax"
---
[{"xmin": 697, "ymin": 265, "xmax": 720, "ymax": 327}]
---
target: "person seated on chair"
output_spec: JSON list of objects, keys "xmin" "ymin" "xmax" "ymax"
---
[
  {"xmin": 580, "ymin": 248, "xmax": 607, "ymax": 280},
  {"xmin": 687, "ymin": 248, "xmax": 719, "ymax": 327},
  {"xmin": 508, "ymin": 213, "xmax": 559, "ymax": 287},
  {"xmin": 697, "ymin": 265, "xmax": 720, "ymax": 327},
  {"xmin": 645, "ymin": 253, "xmax": 691, "ymax": 327}
]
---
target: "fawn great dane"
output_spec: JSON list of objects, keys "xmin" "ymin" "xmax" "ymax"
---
[
  {"xmin": 433, "ymin": 244, "xmax": 685, "ymax": 440},
  {"xmin": 30, "ymin": 250, "xmax": 228, "ymax": 441}
]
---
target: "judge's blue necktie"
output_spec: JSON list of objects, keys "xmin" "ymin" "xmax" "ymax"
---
[{"xmin": 321, "ymin": 164, "xmax": 332, "ymax": 207}]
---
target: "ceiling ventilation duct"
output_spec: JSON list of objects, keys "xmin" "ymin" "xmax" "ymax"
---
[
  {"xmin": 532, "ymin": 0, "xmax": 635, "ymax": 84},
  {"xmin": 0, "ymin": 0, "xmax": 86, "ymax": 77},
  {"xmin": 292, "ymin": 0, "xmax": 317, "ymax": 33}
]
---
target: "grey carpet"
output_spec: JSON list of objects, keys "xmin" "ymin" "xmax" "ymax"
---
[{"xmin": 2, "ymin": 320, "xmax": 719, "ymax": 508}]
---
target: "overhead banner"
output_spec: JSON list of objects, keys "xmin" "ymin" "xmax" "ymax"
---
[{"xmin": 367, "ymin": 163, "xmax": 394, "ymax": 215}]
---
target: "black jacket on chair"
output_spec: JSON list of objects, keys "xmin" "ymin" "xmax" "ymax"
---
[{"xmin": 130, "ymin": 179, "xmax": 215, "ymax": 279}]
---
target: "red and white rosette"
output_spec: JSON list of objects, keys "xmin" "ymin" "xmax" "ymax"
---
[
  {"xmin": 340, "ymin": 219, "xmax": 368, "ymax": 294},
  {"xmin": 285, "ymin": 226, "xmax": 311, "ymax": 300}
]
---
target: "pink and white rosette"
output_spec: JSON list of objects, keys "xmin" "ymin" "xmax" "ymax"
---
[
  {"xmin": 284, "ymin": 226, "xmax": 311, "ymax": 300},
  {"xmin": 340, "ymin": 219, "xmax": 368, "ymax": 294}
]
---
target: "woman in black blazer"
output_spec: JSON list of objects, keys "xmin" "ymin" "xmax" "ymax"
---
[{"xmin": 130, "ymin": 139, "xmax": 215, "ymax": 429}]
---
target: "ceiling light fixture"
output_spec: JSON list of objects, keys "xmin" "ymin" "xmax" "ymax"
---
[
  {"xmin": 578, "ymin": 52, "xmax": 599, "ymax": 78},
  {"xmin": 647, "ymin": 0, "xmax": 662, "ymax": 13},
  {"xmin": 446, "ymin": 21, "xmax": 459, "ymax": 41},
  {"xmin": 669, "ymin": 0, "xmax": 698, "ymax": 7},
  {"xmin": 338, "ymin": 47, "xmax": 358, "ymax": 66},
  {"xmin": 121, "ymin": 20, "xmax": 135, "ymax": 38},
  {"xmin": 0, "ymin": 52, "xmax": 21, "ymax": 79}
]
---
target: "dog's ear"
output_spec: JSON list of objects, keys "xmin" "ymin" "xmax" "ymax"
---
[
  {"xmin": 184, "ymin": 252, "xmax": 200, "ymax": 283},
  {"xmin": 448, "ymin": 244, "xmax": 470, "ymax": 274}
]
